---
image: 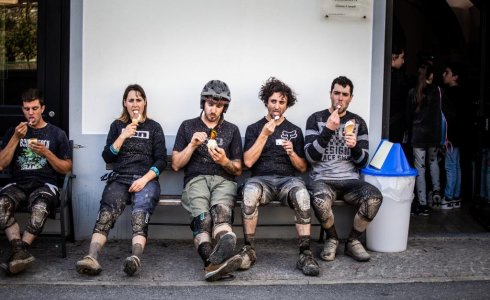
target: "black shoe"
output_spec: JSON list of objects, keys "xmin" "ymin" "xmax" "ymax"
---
[
  {"xmin": 411, "ymin": 205, "xmax": 430, "ymax": 216},
  {"xmin": 205, "ymin": 254, "xmax": 243, "ymax": 282},
  {"xmin": 418, "ymin": 205, "xmax": 431, "ymax": 216},
  {"xmin": 8, "ymin": 239, "xmax": 35, "ymax": 274},
  {"xmin": 209, "ymin": 232, "xmax": 236, "ymax": 265},
  {"xmin": 123, "ymin": 255, "xmax": 141, "ymax": 276},
  {"xmin": 296, "ymin": 250, "xmax": 320, "ymax": 276}
]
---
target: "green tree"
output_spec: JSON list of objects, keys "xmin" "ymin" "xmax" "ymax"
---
[{"xmin": 3, "ymin": 0, "xmax": 37, "ymax": 69}]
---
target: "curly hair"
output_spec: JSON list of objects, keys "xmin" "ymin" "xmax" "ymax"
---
[{"xmin": 259, "ymin": 77, "xmax": 297, "ymax": 107}]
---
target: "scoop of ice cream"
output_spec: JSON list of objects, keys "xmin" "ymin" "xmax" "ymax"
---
[
  {"xmin": 28, "ymin": 138, "xmax": 38, "ymax": 146},
  {"xmin": 274, "ymin": 115, "xmax": 280, "ymax": 120},
  {"xmin": 344, "ymin": 119, "xmax": 356, "ymax": 134},
  {"xmin": 207, "ymin": 139, "xmax": 218, "ymax": 150},
  {"xmin": 132, "ymin": 111, "xmax": 142, "ymax": 125}
]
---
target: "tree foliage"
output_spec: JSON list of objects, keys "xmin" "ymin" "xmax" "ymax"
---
[{"xmin": 2, "ymin": 0, "xmax": 37, "ymax": 69}]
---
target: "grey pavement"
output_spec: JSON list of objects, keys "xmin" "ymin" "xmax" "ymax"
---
[{"xmin": 1, "ymin": 233, "xmax": 489, "ymax": 287}]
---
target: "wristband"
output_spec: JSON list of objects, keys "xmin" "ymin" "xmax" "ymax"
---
[
  {"xmin": 150, "ymin": 166, "xmax": 160, "ymax": 177},
  {"xmin": 110, "ymin": 144, "xmax": 119, "ymax": 155}
]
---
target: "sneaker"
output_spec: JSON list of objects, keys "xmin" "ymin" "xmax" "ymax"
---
[
  {"xmin": 411, "ymin": 204, "xmax": 430, "ymax": 216},
  {"xmin": 345, "ymin": 239, "xmax": 370, "ymax": 262},
  {"xmin": 452, "ymin": 198, "xmax": 461, "ymax": 209},
  {"xmin": 432, "ymin": 190, "xmax": 442, "ymax": 204},
  {"xmin": 8, "ymin": 240, "xmax": 35, "ymax": 274},
  {"xmin": 76, "ymin": 255, "xmax": 102, "ymax": 276},
  {"xmin": 123, "ymin": 255, "xmax": 141, "ymax": 276},
  {"xmin": 296, "ymin": 250, "xmax": 320, "ymax": 276},
  {"xmin": 320, "ymin": 238, "xmax": 339, "ymax": 261},
  {"xmin": 205, "ymin": 254, "xmax": 243, "ymax": 282},
  {"xmin": 209, "ymin": 232, "xmax": 236, "ymax": 265},
  {"xmin": 238, "ymin": 245, "xmax": 256, "ymax": 270},
  {"xmin": 440, "ymin": 197, "xmax": 454, "ymax": 210}
]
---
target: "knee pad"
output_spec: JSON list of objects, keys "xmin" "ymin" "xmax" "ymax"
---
[
  {"xmin": 0, "ymin": 196, "xmax": 16, "ymax": 230},
  {"xmin": 131, "ymin": 211, "xmax": 150, "ymax": 238},
  {"xmin": 288, "ymin": 187, "xmax": 311, "ymax": 224},
  {"xmin": 26, "ymin": 200, "xmax": 49, "ymax": 236},
  {"xmin": 190, "ymin": 212, "xmax": 212, "ymax": 237},
  {"xmin": 210, "ymin": 203, "xmax": 233, "ymax": 226},
  {"xmin": 241, "ymin": 183, "xmax": 262, "ymax": 220},
  {"xmin": 93, "ymin": 207, "xmax": 121, "ymax": 236},
  {"xmin": 358, "ymin": 197, "xmax": 383, "ymax": 221},
  {"xmin": 310, "ymin": 190, "xmax": 334, "ymax": 223}
]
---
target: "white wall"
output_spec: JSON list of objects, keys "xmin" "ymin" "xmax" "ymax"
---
[{"xmin": 70, "ymin": 0, "xmax": 386, "ymax": 239}]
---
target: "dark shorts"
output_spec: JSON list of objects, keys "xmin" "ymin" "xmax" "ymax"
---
[
  {"xmin": 245, "ymin": 175, "xmax": 306, "ymax": 208},
  {"xmin": 0, "ymin": 181, "xmax": 60, "ymax": 213},
  {"xmin": 307, "ymin": 179, "xmax": 382, "ymax": 206}
]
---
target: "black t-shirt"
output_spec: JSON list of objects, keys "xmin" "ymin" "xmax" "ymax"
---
[
  {"xmin": 101, "ymin": 119, "xmax": 167, "ymax": 176},
  {"xmin": 2, "ymin": 123, "xmax": 71, "ymax": 185},
  {"xmin": 173, "ymin": 116, "xmax": 242, "ymax": 186},
  {"xmin": 244, "ymin": 117, "xmax": 305, "ymax": 177}
]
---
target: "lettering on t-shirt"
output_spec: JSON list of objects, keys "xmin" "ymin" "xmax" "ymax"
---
[
  {"xmin": 121, "ymin": 129, "xmax": 150, "ymax": 139},
  {"xmin": 18, "ymin": 138, "xmax": 49, "ymax": 170},
  {"xmin": 321, "ymin": 128, "xmax": 351, "ymax": 161}
]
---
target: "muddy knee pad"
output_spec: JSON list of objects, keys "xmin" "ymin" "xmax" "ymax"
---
[
  {"xmin": 358, "ymin": 197, "xmax": 383, "ymax": 222},
  {"xmin": 131, "ymin": 211, "xmax": 150, "ymax": 238},
  {"xmin": 310, "ymin": 189, "xmax": 334, "ymax": 224},
  {"xmin": 241, "ymin": 182, "xmax": 262, "ymax": 220},
  {"xmin": 93, "ymin": 208, "xmax": 121, "ymax": 236},
  {"xmin": 0, "ymin": 196, "xmax": 16, "ymax": 230},
  {"xmin": 288, "ymin": 186, "xmax": 311, "ymax": 224},
  {"xmin": 26, "ymin": 199, "xmax": 49, "ymax": 236},
  {"xmin": 190, "ymin": 212, "xmax": 212, "ymax": 238},
  {"xmin": 210, "ymin": 203, "xmax": 233, "ymax": 238}
]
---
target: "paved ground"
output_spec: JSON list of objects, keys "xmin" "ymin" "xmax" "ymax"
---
[
  {"xmin": 0, "ymin": 204, "xmax": 490, "ymax": 292},
  {"xmin": 0, "ymin": 233, "xmax": 489, "ymax": 287}
]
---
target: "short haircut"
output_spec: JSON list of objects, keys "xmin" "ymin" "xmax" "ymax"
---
[
  {"xmin": 330, "ymin": 76, "xmax": 354, "ymax": 95},
  {"xmin": 21, "ymin": 88, "xmax": 44, "ymax": 106},
  {"xmin": 259, "ymin": 77, "xmax": 297, "ymax": 108},
  {"xmin": 446, "ymin": 61, "xmax": 465, "ymax": 83},
  {"xmin": 392, "ymin": 44, "xmax": 404, "ymax": 56}
]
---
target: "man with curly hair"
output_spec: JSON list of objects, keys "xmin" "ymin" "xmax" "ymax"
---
[{"xmin": 237, "ymin": 77, "xmax": 320, "ymax": 276}]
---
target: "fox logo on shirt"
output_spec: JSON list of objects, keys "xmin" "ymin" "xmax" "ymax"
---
[{"xmin": 281, "ymin": 130, "xmax": 298, "ymax": 141}]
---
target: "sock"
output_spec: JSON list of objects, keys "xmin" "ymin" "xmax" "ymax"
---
[
  {"xmin": 348, "ymin": 229, "xmax": 363, "ymax": 241},
  {"xmin": 325, "ymin": 225, "xmax": 339, "ymax": 240},
  {"xmin": 132, "ymin": 243, "xmax": 144, "ymax": 258},
  {"xmin": 198, "ymin": 242, "xmax": 213, "ymax": 267},
  {"xmin": 298, "ymin": 235, "xmax": 310, "ymax": 254},
  {"xmin": 88, "ymin": 242, "xmax": 103, "ymax": 260},
  {"xmin": 244, "ymin": 234, "xmax": 255, "ymax": 248}
]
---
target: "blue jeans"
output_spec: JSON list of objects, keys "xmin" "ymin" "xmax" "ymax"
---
[{"xmin": 444, "ymin": 147, "xmax": 461, "ymax": 199}]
